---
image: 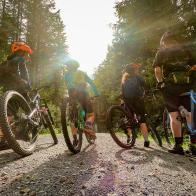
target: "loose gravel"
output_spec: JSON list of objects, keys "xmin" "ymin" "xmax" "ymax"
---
[{"xmin": 0, "ymin": 134, "xmax": 196, "ymax": 196}]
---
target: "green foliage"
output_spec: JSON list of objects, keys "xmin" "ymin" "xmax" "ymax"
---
[
  {"xmin": 0, "ymin": 0, "xmax": 68, "ymax": 129},
  {"xmin": 95, "ymin": 0, "xmax": 196, "ymax": 105}
]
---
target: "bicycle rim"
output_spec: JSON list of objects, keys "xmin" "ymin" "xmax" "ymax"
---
[
  {"xmin": 107, "ymin": 105, "xmax": 136, "ymax": 149},
  {"xmin": 163, "ymin": 109, "xmax": 174, "ymax": 146},
  {"xmin": 61, "ymin": 99, "xmax": 83, "ymax": 154},
  {"xmin": 0, "ymin": 91, "xmax": 37, "ymax": 156}
]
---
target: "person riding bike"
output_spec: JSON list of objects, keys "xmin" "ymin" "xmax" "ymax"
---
[
  {"xmin": 0, "ymin": 42, "xmax": 33, "ymax": 150},
  {"xmin": 121, "ymin": 63, "xmax": 150, "ymax": 147},
  {"xmin": 63, "ymin": 57, "xmax": 99, "ymax": 142},
  {"xmin": 153, "ymin": 31, "xmax": 196, "ymax": 155}
]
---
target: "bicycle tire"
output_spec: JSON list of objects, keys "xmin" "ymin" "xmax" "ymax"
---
[
  {"xmin": 60, "ymin": 99, "xmax": 82, "ymax": 154},
  {"xmin": 163, "ymin": 108, "xmax": 174, "ymax": 146},
  {"xmin": 107, "ymin": 105, "xmax": 136, "ymax": 149},
  {"xmin": 44, "ymin": 113, "xmax": 58, "ymax": 144},
  {"xmin": 0, "ymin": 91, "xmax": 37, "ymax": 156},
  {"xmin": 146, "ymin": 118, "xmax": 162, "ymax": 147}
]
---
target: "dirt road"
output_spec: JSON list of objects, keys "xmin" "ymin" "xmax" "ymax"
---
[{"xmin": 0, "ymin": 134, "xmax": 196, "ymax": 196}]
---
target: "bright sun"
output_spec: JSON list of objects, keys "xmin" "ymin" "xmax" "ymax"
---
[{"xmin": 55, "ymin": 0, "xmax": 117, "ymax": 76}]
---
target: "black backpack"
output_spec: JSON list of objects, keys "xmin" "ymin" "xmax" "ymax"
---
[{"xmin": 122, "ymin": 76, "xmax": 144, "ymax": 99}]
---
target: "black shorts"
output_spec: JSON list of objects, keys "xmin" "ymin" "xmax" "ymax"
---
[
  {"xmin": 163, "ymin": 84, "xmax": 191, "ymax": 113},
  {"xmin": 124, "ymin": 97, "xmax": 146, "ymax": 123},
  {"xmin": 68, "ymin": 88, "xmax": 93, "ymax": 113}
]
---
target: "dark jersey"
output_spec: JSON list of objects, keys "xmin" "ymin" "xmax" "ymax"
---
[
  {"xmin": 122, "ymin": 75, "xmax": 147, "ymax": 99},
  {"xmin": 153, "ymin": 46, "xmax": 196, "ymax": 78},
  {"xmin": 153, "ymin": 44, "xmax": 196, "ymax": 84}
]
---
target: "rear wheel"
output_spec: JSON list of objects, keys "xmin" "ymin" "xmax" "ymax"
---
[
  {"xmin": 163, "ymin": 108, "xmax": 174, "ymax": 147},
  {"xmin": 0, "ymin": 91, "xmax": 38, "ymax": 156},
  {"xmin": 61, "ymin": 99, "xmax": 82, "ymax": 154},
  {"xmin": 107, "ymin": 105, "xmax": 136, "ymax": 149}
]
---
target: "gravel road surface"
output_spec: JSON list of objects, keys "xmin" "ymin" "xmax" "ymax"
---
[{"xmin": 0, "ymin": 134, "xmax": 196, "ymax": 196}]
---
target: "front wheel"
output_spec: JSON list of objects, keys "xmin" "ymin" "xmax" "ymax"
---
[
  {"xmin": 107, "ymin": 105, "xmax": 136, "ymax": 149},
  {"xmin": 0, "ymin": 91, "xmax": 38, "ymax": 156},
  {"xmin": 60, "ymin": 99, "xmax": 82, "ymax": 154}
]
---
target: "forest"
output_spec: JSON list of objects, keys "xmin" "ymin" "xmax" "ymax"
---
[{"xmin": 0, "ymin": 0, "xmax": 196, "ymax": 127}]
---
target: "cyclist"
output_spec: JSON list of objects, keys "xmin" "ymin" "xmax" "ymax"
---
[
  {"xmin": 63, "ymin": 57, "xmax": 99, "ymax": 142},
  {"xmin": 121, "ymin": 63, "xmax": 150, "ymax": 147},
  {"xmin": 153, "ymin": 31, "xmax": 196, "ymax": 155},
  {"xmin": 0, "ymin": 42, "xmax": 33, "ymax": 150}
]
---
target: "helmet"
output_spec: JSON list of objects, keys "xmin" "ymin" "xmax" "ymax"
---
[
  {"xmin": 64, "ymin": 58, "xmax": 80, "ymax": 70},
  {"xmin": 160, "ymin": 31, "xmax": 178, "ymax": 47},
  {"xmin": 123, "ymin": 63, "xmax": 141, "ymax": 74},
  {"xmin": 11, "ymin": 42, "xmax": 33, "ymax": 55}
]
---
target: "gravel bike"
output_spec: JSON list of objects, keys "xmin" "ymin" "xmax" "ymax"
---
[
  {"xmin": 107, "ymin": 95, "xmax": 162, "ymax": 149},
  {"xmin": 163, "ymin": 90, "xmax": 196, "ymax": 147},
  {"xmin": 61, "ymin": 96, "xmax": 96, "ymax": 154},
  {"xmin": 0, "ymin": 88, "xmax": 58, "ymax": 156}
]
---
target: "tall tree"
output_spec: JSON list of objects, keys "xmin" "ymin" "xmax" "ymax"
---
[{"xmin": 95, "ymin": 0, "xmax": 196, "ymax": 103}]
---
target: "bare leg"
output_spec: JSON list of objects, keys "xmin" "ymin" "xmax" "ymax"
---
[
  {"xmin": 140, "ymin": 123, "xmax": 149, "ymax": 141},
  {"xmin": 186, "ymin": 112, "xmax": 191, "ymax": 129},
  {"xmin": 71, "ymin": 123, "xmax": 78, "ymax": 136},
  {"xmin": 127, "ymin": 128, "xmax": 132, "ymax": 136},
  {"xmin": 84, "ymin": 112, "xmax": 96, "ymax": 137},
  {"xmin": 168, "ymin": 111, "xmax": 184, "ymax": 154},
  {"xmin": 169, "ymin": 112, "xmax": 181, "ymax": 137},
  {"xmin": 0, "ymin": 126, "xmax": 4, "ymax": 138}
]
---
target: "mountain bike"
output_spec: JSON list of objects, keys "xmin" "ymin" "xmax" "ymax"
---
[
  {"xmin": 0, "ymin": 88, "xmax": 58, "ymax": 156},
  {"xmin": 163, "ymin": 90, "xmax": 196, "ymax": 148},
  {"xmin": 107, "ymin": 96, "xmax": 162, "ymax": 149},
  {"xmin": 61, "ymin": 96, "xmax": 97, "ymax": 154}
]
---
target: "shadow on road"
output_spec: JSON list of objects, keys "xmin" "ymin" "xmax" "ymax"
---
[
  {"xmin": 0, "ymin": 142, "xmax": 56, "ymax": 169},
  {"xmin": 115, "ymin": 145, "xmax": 196, "ymax": 173},
  {"xmin": 0, "ymin": 143, "xmax": 99, "ymax": 196}
]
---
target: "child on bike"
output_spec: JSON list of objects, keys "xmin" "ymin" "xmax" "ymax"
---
[
  {"xmin": 63, "ymin": 57, "xmax": 99, "ymax": 143},
  {"xmin": 0, "ymin": 42, "xmax": 33, "ymax": 149},
  {"xmin": 121, "ymin": 63, "xmax": 150, "ymax": 147}
]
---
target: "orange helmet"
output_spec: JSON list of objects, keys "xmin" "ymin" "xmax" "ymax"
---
[{"xmin": 11, "ymin": 42, "xmax": 33, "ymax": 55}]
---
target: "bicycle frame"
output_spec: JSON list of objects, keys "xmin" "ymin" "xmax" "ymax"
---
[
  {"xmin": 181, "ymin": 90, "xmax": 196, "ymax": 134},
  {"xmin": 27, "ymin": 90, "xmax": 51, "ymax": 128},
  {"xmin": 121, "ymin": 101, "xmax": 139, "ymax": 126},
  {"xmin": 190, "ymin": 90, "xmax": 196, "ymax": 132}
]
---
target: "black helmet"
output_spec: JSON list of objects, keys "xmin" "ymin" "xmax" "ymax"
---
[{"xmin": 160, "ymin": 31, "xmax": 179, "ymax": 47}]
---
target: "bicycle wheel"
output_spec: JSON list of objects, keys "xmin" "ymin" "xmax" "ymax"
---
[
  {"xmin": 146, "ymin": 117, "xmax": 162, "ymax": 147},
  {"xmin": 107, "ymin": 105, "xmax": 136, "ymax": 149},
  {"xmin": 163, "ymin": 108, "xmax": 174, "ymax": 146},
  {"xmin": 60, "ymin": 99, "xmax": 82, "ymax": 154},
  {"xmin": 0, "ymin": 91, "xmax": 38, "ymax": 156},
  {"xmin": 43, "ymin": 113, "xmax": 58, "ymax": 144}
]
